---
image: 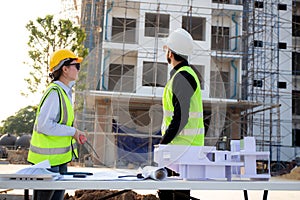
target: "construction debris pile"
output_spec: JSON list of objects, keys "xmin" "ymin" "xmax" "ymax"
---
[
  {"xmin": 281, "ymin": 167, "xmax": 300, "ymax": 180},
  {"xmin": 7, "ymin": 149, "xmax": 28, "ymax": 164},
  {"xmin": 64, "ymin": 190, "xmax": 158, "ymax": 200}
]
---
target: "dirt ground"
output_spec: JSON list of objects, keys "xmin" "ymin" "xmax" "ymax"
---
[
  {"xmin": 280, "ymin": 166, "xmax": 300, "ymax": 180},
  {"xmin": 64, "ymin": 190, "xmax": 158, "ymax": 200}
]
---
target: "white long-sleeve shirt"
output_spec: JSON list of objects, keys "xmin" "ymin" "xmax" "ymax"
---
[{"xmin": 36, "ymin": 81, "xmax": 76, "ymax": 136}]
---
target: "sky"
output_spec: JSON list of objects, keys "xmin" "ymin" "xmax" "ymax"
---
[{"xmin": 0, "ymin": 0, "xmax": 61, "ymax": 124}]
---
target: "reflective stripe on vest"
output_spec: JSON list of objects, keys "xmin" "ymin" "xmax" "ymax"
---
[
  {"xmin": 163, "ymin": 110, "xmax": 203, "ymax": 118},
  {"xmin": 30, "ymin": 143, "xmax": 78, "ymax": 155},
  {"xmin": 27, "ymin": 83, "xmax": 78, "ymax": 166},
  {"xmin": 161, "ymin": 66, "xmax": 204, "ymax": 146}
]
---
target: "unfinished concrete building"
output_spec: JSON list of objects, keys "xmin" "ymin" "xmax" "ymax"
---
[{"xmin": 60, "ymin": 0, "xmax": 300, "ymax": 168}]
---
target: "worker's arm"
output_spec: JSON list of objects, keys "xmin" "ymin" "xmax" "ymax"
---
[{"xmin": 160, "ymin": 71, "xmax": 197, "ymax": 144}]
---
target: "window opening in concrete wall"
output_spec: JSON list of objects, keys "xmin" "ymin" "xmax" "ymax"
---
[
  {"xmin": 278, "ymin": 42, "xmax": 287, "ymax": 49},
  {"xmin": 292, "ymin": 90, "xmax": 300, "ymax": 115},
  {"xmin": 278, "ymin": 4, "xmax": 287, "ymax": 11},
  {"xmin": 255, "ymin": 1, "xmax": 264, "ymax": 9},
  {"xmin": 108, "ymin": 64, "xmax": 135, "ymax": 92},
  {"xmin": 277, "ymin": 81, "xmax": 287, "ymax": 89},
  {"xmin": 112, "ymin": 17, "xmax": 136, "ymax": 43},
  {"xmin": 253, "ymin": 80, "xmax": 263, "ymax": 87},
  {"xmin": 254, "ymin": 40, "xmax": 263, "ymax": 47},
  {"xmin": 142, "ymin": 61, "xmax": 168, "ymax": 87},
  {"xmin": 182, "ymin": 16, "xmax": 206, "ymax": 41},
  {"xmin": 292, "ymin": 52, "xmax": 300, "ymax": 75},
  {"xmin": 211, "ymin": 26, "xmax": 230, "ymax": 50},
  {"xmin": 210, "ymin": 71, "xmax": 229, "ymax": 98},
  {"xmin": 144, "ymin": 13, "xmax": 170, "ymax": 37}
]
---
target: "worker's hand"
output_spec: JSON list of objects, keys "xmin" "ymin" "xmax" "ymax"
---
[
  {"xmin": 74, "ymin": 129, "xmax": 87, "ymax": 145},
  {"xmin": 79, "ymin": 133, "xmax": 87, "ymax": 144}
]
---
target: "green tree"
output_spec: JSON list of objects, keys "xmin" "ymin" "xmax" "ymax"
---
[
  {"xmin": 23, "ymin": 15, "xmax": 88, "ymax": 96},
  {"xmin": 0, "ymin": 106, "xmax": 37, "ymax": 135}
]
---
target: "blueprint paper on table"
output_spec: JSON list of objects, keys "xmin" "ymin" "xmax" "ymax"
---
[
  {"xmin": 27, "ymin": 160, "xmax": 51, "ymax": 168},
  {"xmin": 141, "ymin": 166, "xmax": 167, "ymax": 180}
]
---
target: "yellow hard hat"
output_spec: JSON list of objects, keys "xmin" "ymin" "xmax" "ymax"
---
[{"xmin": 49, "ymin": 49, "xmax": 83, "ymax": 72}]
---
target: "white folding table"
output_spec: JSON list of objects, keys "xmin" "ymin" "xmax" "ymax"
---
[{"xmin": 0, "ymin": 177, "xmax": 299, "ymax": 200}]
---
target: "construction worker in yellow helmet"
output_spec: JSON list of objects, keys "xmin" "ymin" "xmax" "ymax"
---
[
  {"xmin": 158, "ymin": 28, "xmax": 204, "ymax": 200},
  {"xmin": 28, "ymin": 49, "xmax": 87, "ymax": 200}
]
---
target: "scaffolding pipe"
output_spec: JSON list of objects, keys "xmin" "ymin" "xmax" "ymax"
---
[{"xmin": 89, "ymin": 0, "xmax": 95, "ymax": 50}]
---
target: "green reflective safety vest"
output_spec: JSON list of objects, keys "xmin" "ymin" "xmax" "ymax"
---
[
  {"xmin": 27, "ymin": 83, "xmax": 78, "ymax": 166},
  {"xmin": 162, "ymin": 66, "xmax": 204, "ymax": 146}
]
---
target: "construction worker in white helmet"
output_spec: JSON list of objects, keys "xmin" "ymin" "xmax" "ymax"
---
[
  {"xmin": 27, "ymin": 49, "xmax": 87, "ymax": 200},
  {"xmin": 158, "ymin": 28, "xmax": 205, "ymax": 200}
]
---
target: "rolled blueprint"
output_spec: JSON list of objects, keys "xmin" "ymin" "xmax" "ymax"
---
[{"xmin": 141, "ymin": 166, "xmax": 167, "ymax": 181}]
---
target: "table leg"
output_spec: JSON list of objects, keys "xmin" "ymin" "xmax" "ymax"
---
[
  {"xmin": 263, "ymin": 190, "xmax": 268, "ymax": 200},
  {"xmin": 243, "ymin": 190, "xmax": 248, "ymax": 200},
  {"xmin": 24, "ymin": 189, "xmax": 29, "ymax": 200}
]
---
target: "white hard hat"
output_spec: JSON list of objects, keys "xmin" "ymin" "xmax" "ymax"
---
[{"xmin": 165, "ymin": 28, "xmax": 194, "ymax": 56}]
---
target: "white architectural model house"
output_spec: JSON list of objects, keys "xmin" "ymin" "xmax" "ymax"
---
[{"xmin": 154, "ymin": 137, "xmax": 270, "ymax": 181}]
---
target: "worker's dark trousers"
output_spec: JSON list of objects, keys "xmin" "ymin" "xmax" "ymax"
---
[
  {"xmin": 33, "ymin": 164, "xmax": 67, "ymax": 200},
  {"xmin": 158, "ymin": 190, "xmax": 190, "ymax": 200}
]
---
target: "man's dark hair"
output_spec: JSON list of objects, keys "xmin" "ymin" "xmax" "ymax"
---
[{"xmin": 171, "ymin": 50, "xmax": 188, "ymax": 62}]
